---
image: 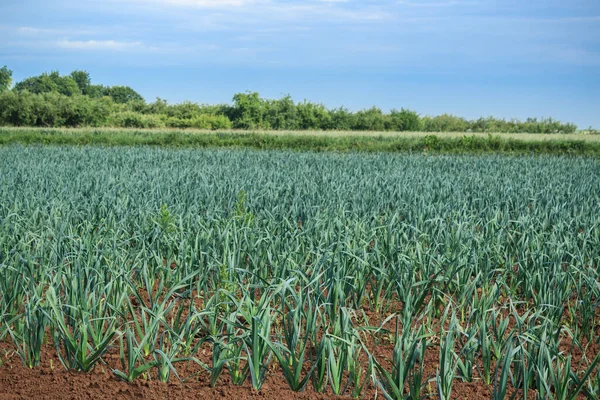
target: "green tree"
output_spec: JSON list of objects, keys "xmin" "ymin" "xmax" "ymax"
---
[
  {"xmin": 0, "ymin": 66, "xmax": 12, "ymax": 92},
  {"xmin": 328, "ymin": 107, "xmax": 355, "ymax": 130},
  {"xmin": 265, "ymin": 95, "xmax": 297, "ymax": 130},
  {"xmin": 70, "ymin": 70, "xmax": 92, "ymax": 95},
  {"xmin": 14, "ymin": 71, "xmax": 80, "ymax": 96},
  {"xmin": 231, "ymin": 92, "xmax": 267, "ymax": 129},
  {"xmin": 388, "ymin": 108, "xmax": 421, "ymax": 131},
  {"xmin": 14, "ymin": 74, "xmax": 58, "ymax": 94},
  {"xmin": 86, "ymin": 84, "xmax": 107, "ymax": 99},
  {"xmin": 145, "ymin": 98, "xmax": 168, "ymax": 114},
  {"xmin": 353, "ymin": 107, "xmax": 385, "ymax": 131},
  {"xmin": 105, "ymin": 86, "xmax": 144, "ymax": 104},
  {"xmin": 296, "ymin": 101, "xmax": 331, "ymax": 130}
]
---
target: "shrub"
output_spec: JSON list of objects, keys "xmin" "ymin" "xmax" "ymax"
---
[
  {"xmin": 353, "ymin": 107, "xmax": 386, "ymax": 131},
  {"xmin": 14, "ymin": 71, "xmax": 81, "ymax": 97},
  {"xmin": 166, "ymin": 115, "xmax": 232, "ymax": 130},
  {"xmin": 422, "ymin": 114, "xmax": 469, "ymax": 132},
  {"xmin": 0, "ymin": 91, "xmax": 114, "ymax": 127},
  {"xmin": 296, "ymin": 101, "xmax": 331, "ymax": 130},
  {"xmin": 387, "ymin": 108, "xmax": 421, "ymax": 131},
  {"xmin": 108, "ymin": 112, "xmax": 165, "ymax": 128},
  {"xmin": 105, "ymin": 86, "xmax": 145, "ymax": 104},
  {"xmin": 265, "ymin": 96, "xmax": 297, "ymax": 130},
  {"xmin": 328, "ymin": 107, "xmax": 355, "ymax": 131}
]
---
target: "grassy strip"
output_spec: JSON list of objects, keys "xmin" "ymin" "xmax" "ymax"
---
[{"xmin": 1, "ymin": 127, "xmax": 599, "ymax": 155}]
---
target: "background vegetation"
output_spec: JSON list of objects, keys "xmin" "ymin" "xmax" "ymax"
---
[
  {"xmin": 0, "ymin": 67, "xmax": 583, "ymax": 133},
  {"xmin": 3, "ymin": 127, "xmax": 600, "ymax": 156}
]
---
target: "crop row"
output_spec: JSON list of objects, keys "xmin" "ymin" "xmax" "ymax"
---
[{"xmin": 0, "ymin": 147, "xmax": 599, "ymax": 398}]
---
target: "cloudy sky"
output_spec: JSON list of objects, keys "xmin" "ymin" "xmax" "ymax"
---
[{"xmin": 1, "ymin": 0, "xmax": 599, "ymax": 127}]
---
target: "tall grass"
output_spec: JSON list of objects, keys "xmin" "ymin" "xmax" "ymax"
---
[{"xmin": 1, "ymin": 127, "xmax": 600, "ymax": 155}]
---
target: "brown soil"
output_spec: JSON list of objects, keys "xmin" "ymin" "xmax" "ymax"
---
[
  {"xmin": 1, "ymin": 331, "xmax": 596, "ymax": 400},
  {"xmin": 1, "ymin": 289, "xmax": 597, "ymax": 399}
]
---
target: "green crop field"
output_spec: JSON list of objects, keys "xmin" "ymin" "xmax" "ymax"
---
[{"xmin": 1, "ymin": 146, "xmax": 599, "ymax": 398}]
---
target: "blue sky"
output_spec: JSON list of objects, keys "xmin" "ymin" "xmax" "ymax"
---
[{"xmin": 1, "ymin": 0, "xmax": 599, "ymax": 127}]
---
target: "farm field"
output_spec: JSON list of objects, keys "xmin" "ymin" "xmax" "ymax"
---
[{"xmin": 0, "ymin": 146, "xmax": 599, "ymax": 399}]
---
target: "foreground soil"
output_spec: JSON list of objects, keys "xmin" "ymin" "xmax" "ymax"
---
[
  {"xmin": 2, "ymin": 341, "xmax": 595, "ymax": 400},
  {"xmin": 0, "ymin": 344, "xmax": 493, "ymax": 400},
  {"xmin": 1, "ymin": 296, "xmax": 596, "ymax": 399}
]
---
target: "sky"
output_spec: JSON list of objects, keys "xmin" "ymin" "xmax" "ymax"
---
[{"xmin": 1, "ymin": 0, "xmax": 599, "ymax": 128}]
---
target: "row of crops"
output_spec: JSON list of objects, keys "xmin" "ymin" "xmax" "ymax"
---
[{"xmin": 1, "ymin": 146, "xmax": 599, "ymax": 398}]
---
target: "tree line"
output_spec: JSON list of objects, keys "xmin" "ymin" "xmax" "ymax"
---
[{"xmin": 0, "ymin": 67, "xmax": 579, "ymax": 133}]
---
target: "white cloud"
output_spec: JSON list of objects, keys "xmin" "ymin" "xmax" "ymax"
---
[
  {"xmin": 126, "ymin": 0, "xmax": 263, "ymax": 7},
  {"xmin": 396, "ymin": 0, "xmax": 478, "ymax": 7},
  {"xmin": 116, "ymin": 0, "xmax": 387, "ymax": 23},
  {"xmin": 17, "ymin": 26, "xmax": 46, "ymax": 35},
  {"xmin": 57, "ymin": 40, "xmax": 143, "ymax": 51},
  {"xmin": 15, "ymin": 26, "xmax": 99, "ymax": 36}
]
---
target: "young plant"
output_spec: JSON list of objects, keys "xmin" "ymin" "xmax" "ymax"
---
[
  {"xmin": 371, "ymin": 321, "xmax": 428, "ymax": 400},
  {"xmin": 347, "ymin": 335, "xmax": 370, "ymax": 399},
  {"xmin": 327, "ymin": 335, "xmax": 350, "ymax": 396},
  {"xmin": 436, "ymin": 312, "xmax": 459, "ymax": 400},
  {"xmin": 4, "ymin": 296, "xmax": 48, "ymax": 368},
  {"xmin": 492, "ymin": 337, "xmax": 517, "ymax": 400},
  {"xmin": 46, "ymin": 286, "xmax": 118, "ymax": 372},
  {"xmin": 311, "ymin": 333, "xmax": 329, "ymax": 393},
  {"xmin": 243, "ymin": 312, "xmax": 273, "ymax": 390},
  {"xmin": 266, "ymin": 299, "xmax": 319, "ymax": 392},
  {"xmin": 113, "ymin": 326, "xmax": 159, "ymax": 382}
]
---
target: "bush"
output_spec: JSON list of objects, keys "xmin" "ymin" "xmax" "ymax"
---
[
  {"xmin": 296, "ymin": 101, "xmax": 331, "ymax": 130},
  {"xmin": 231, "ymin": 92, "xmax": 269, "ymax": 129},
  {"xmin": 265, "ymin": 96, "xmax": 297, "ymax": 130},
  {"xmin": 14, "ymin": 71, "xmax": 81, "ymax": 97},
  {"xmin": 105, "ymin": 86, "xmax": 144, "ymax": 104},
  {"xmin": 0, "ymin": 91, "xmax": 114, "ymax": 127},
  {"xmin": 422, "ymin": 114, "xmax": 469, "ymax": 132},
  {"xmin": 108, "ymin": 112, "xmax": 165, "ymax": 128},
  {"xmin": 166, "ymin": 115, "xmax": 232, "ymax": 130},
  {"xmin": 387, "ymin": 108, "xmax": 421, "ymax": 131},
  {"xmin": 353, "ymin": 107, "xmax": 386, "ymax": 131},
  {"xmin": 328, "ymin": 107, "xmax": 355, "ymax": 131}
]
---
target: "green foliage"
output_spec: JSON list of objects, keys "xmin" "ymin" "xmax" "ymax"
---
[
  {"xmin": 69, "ymin": 70, "xmax": 92, "ymax": 95},
  {"xmin": 14, "ymin": 71, "xmax": 81, "ymax": 96},
  {"xmin": 165, "ymin": 115, "xmax": 232, "ymax": 130},
  {"xmin": 2, "ymin": 127, "xmax": 599, "ymax": 156},
  {"xmin": 421, "ymin": 114, "xmax": 469, "ymax": 132},
  {"xmin": 0, "ymin": 91, "xmax": 113, "ymax": 127},
  {"xmin": 388, "ymin": 108, "xmax": 421, "ymax": 131},
  {"xmin": 108, "ymin": 111, "xmax": 165, "ymax": 128},
  {"xmin": 154, "ymin": 204, "xmax": 177, "ymax": 233},
  {"xmin": 0, "ymin": 66, "xmax": 12, "ymax": 92},
  {"xmin": 329, "ymin": 107, "xmax": 355, "ymax": 130},
  {"xmin": 0, "ymin": 66, "xmax": 582, "ymax": 133},
  {"xmin": 105, "ymin": 85, "xmax": 145, "ymax": 104},
  {"xmin": 353, "ymin": 107, "xmax": 386, "ymax": 131},
  {"xmin": 85, "ymin": 84, "xmax": 107, "ymax": 99},
  {"xmin": 231, "ymin": 91, "xmax": 268, "ymax": 129},
  {"xmin": 295, "ymin": 100, "xmax": 331, "ymax": 130},
  {"xmin": 146, "ymin": 97, "xmax": 169, "ymax": 114},
  {"xmin": 265, "ymin": 95, "xmax": 297, "ymax": 130}
]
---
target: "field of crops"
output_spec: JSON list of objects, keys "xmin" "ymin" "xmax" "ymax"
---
[{"xmin": 1, "ymin": 146, "xmax": 599, "ymax": 399}]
